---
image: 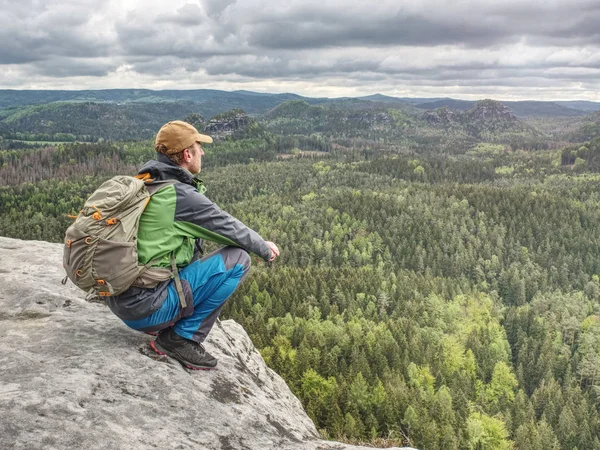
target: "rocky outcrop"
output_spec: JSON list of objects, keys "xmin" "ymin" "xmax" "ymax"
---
[
  {"xmin": 423, "ymin": 107, "xmax": 459, "ymax": 125},
  {"xmin": 421, "ymin": 100, "xmax": 532, "ymax": 137},
  {"xmin": 466, "ymin": 99, "xmax": 518, "ymax": 123},
  {"xmin": 205, "ymin": 110, "xmax": 250, "ymax": 138},
  {"xmin": 0, "ymin": 236, "xmax": 414, "ymax": 450}
]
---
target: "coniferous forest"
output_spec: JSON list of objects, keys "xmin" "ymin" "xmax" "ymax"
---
[{"xmin": 1, "ymin": 98, "xmax": 600, "ymax": 449}]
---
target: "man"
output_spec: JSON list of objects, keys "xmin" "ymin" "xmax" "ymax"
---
[{"xmin": 105, "ymin": 120, "xmax": 279, "ymax": 370}]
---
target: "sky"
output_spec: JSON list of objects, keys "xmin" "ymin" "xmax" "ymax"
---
[{"xmin": 1, "ymin": 0, "xmax": 600, "ymax": 101}]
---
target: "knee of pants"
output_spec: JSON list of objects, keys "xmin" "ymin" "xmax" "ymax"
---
[{"xmin": 219, "ymin": 246, "xmax": 251, "ymax": 275}]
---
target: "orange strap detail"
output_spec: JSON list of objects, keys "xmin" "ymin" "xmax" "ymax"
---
[
  {"xmin": 105, "ymin": 218, "xmax": 118, "ymax": 226},
  {"xmin": 98, "ymin": 292, "xmax": 111, "ymax": 297},
  {"xmin": 134, "ymin": 173, "xmax": 151, "ymax": 181},
  {"xmin": 91, "ymin": 205, "xmax": 102, "ymax": 220},
  {"xmin": 66, "ymin": 214, "xmax": 78, "ymax": 219},
  {"xmin": 97, "ymin": 280, "xmax": 105, "ymax": 285},
  {"xmin": 75, "ymin": 270, "xmax": 82, "ymax": 277},
  {"xmin": 66, "ymin": 240, "xmax": 72, "ymax": 248},
  {"xmin": 84, "ymin": 237, "xmax": 93, "ymax": 245}
]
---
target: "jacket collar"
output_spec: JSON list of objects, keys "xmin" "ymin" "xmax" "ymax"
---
[{"xmin": 138, "ymin": 153, "xmax": 205, "ymax": 192}]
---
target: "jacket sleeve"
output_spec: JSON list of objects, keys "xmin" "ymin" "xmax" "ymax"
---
[{"xmin": 172, "ymin": 183, "xmax": 272, "ymax": 261}]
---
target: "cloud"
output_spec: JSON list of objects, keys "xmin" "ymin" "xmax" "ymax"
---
[{"xmin": 0, "ymin": 0, "xmax": 599, "ymax": 100}]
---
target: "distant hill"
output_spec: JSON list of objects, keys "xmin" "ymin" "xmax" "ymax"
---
[
  {"xmin": 0, "ymin": 102, "xmax": 200, "ymax": 141},
  {"xmin": 415, "ymin": 98, "xmax": 589, "ymax": 118},
  {"xmin": 0, "ymin": 89, "xmax": 329, "ymax": 118},
  {"xmin": 395, "ymin": 97, "xmax": 447, "ymax": 105},
  {"xmin": 263, "ymin": 100, "xmax": 416, "ymax": 138},
  {"xmin": 555, "ymin": 101, "xmax": 600, "ymax": 112},
  {"xmin": 1, "ymin": 89, "xmax": 597, "ymax": 120},
  {"xmin": 422, "ymin": 100, "xmax": 538, "ymax": 139},
  {"xmin": 1, "ymin": 89, "xmax": 596, "ymax": 145},
  {"xmin": 505, "ymin": 101, "xmax": 588, "ymax": 117},
  {"xmin": 263, "ymin": 98, "xmax": 539, "ymax": 144},
  {"xmin": 357, "ymin": 94, "xmax": 410, "ymax": 105},
  {"xmin": 570, "ymin": 111, "xmax": 600, "ymax": 142},
  {"xmin": 416, "ymin": 99, "xmax": 475, "ymax": 111}
]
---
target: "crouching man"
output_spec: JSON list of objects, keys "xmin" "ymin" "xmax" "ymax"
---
[{"xmin": 106, "ymin": 120, "xmax": 279, "ymax": 370}]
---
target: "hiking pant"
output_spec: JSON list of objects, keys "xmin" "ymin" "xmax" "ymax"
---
[{"xmin": 123, "ymin": 247, "xmax": 251, "ymax": 342}]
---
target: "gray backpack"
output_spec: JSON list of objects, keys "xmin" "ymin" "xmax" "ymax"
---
[{"xmin": 62, "ymin": 175, "xmax": 186, "ymax": 307}]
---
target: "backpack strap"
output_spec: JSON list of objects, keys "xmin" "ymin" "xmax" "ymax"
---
[{"xmin": 170, "ymin": 252, "xmax": 187, "ymax": 310}]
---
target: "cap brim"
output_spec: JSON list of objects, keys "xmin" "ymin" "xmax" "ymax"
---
[{"xmin": 196, "ymin": 133, "xmax": 213, "ymax": 144}]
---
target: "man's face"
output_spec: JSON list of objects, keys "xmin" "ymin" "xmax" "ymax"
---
[{"xmin": 188, "ymin": 141, "xmax": 205, "ymax": 174}]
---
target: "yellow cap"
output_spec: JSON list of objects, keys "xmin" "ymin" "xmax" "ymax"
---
[{"xmin": 155, "ymin": 120, "xmax": 213, "ymax": 155}]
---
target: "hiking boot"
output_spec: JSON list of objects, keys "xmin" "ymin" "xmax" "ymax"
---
[{"xmin": 151, "ymin": 328, "xmax": 217, "ymax": 370}]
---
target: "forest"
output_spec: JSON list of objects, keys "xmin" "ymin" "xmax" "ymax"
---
[{"xmin": 1, "ymin": 100, "xmax": 600, "ymax": 449}]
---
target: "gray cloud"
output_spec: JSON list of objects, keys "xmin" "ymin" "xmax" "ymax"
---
[
  {"xmin": 0, "ymin": 0, "xmax": 116, "ymax": 64},
  {"xmin": 237, "ymin": 1, "xmax": 600, "ymax": 49},
  {"xmin": 30, "ymin": 58, "xmax": 119, "ymax": 78},
  {"xmin": 0, "ymin": 0, "xmax": 599, "ymax": 100}
]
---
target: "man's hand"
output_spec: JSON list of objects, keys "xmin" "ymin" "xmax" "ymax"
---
[{"xmin": 266, "ymin": 241, "xmax": 280, "ymax": 262}]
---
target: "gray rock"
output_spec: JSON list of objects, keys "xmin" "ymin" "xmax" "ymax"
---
[
  {"xmin": 0, "ymin": 237, "xmax": 415, "ymax": 450},
  {"xmin": 205, "ymin": 112, "xmax": 250, "ymax": 138}
]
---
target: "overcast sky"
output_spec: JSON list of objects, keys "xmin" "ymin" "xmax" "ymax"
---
[{"xmin": 1, "ymin": 0, "xmax": 599, "ymax": 100}]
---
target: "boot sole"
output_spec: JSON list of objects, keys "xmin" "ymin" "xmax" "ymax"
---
[{"xmin": 150, "ymin": 340, "xmax": 217, "ymax": 371}]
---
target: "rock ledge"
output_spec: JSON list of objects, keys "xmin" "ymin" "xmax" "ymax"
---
[{"xmin": 0, "ymin": 237, "xmax": 413, "ymax": 450}]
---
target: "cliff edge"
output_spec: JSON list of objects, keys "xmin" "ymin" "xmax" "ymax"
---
[{"xmin": 0, "ymin": 237, "xmax": 412, "ymax": 450}]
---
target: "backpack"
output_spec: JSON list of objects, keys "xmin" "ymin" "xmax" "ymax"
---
[{"xmin": 62, "ymin": 175, "xmax": 187, "ymax": 307}]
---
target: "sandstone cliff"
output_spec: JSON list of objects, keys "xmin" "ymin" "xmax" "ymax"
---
[
  {"xmin": 205, "ymin": 109, "xmax": 251, "ymax": 138},
  {"xmin": 0, "ymin": 236, "xmax": 413, "ymax": 450}
]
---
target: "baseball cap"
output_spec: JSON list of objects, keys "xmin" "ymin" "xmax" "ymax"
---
[{"xmin": 155, "ymin": 120, "xmax": 213, "ymax": 155}]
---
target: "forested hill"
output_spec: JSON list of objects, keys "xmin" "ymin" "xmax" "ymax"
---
[
  {"xmin": 416, "ymin": 99, "xmax": 591, "ymax": 118},
  {"xmin": 3, "ymin": 91, "xmax": 600, "ymax": 149},
  {"xmin": 0, "ymin": 102, "xmax": 200, "ymax": 142},
  {"xmin": 570, "ymin": 110, "xmax": 600, "ymax": 142},
  {"xmin": 422, "ymin": 99, "xmax": 537, "ymax": 138},
  {"xmin": 0, "ymin": 89, "xmax": 324, "ymax": 114},
  {"xmin": 1, "ymin": 89, "xmax": 598, "ymax": 117},
  {"xmin": 262, "ymin": 100, "xmax": 417, "ymax": 138},
  {"xmin": 0, "ymin": 98, "xmax": 542, "ymax": 147},
  {"xmin": 264, "ymin": 99, "xmax": 539, "ymax": 144}
]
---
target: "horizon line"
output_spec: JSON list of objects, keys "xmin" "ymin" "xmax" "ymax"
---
[{"xmin": 0, "ymin": 87, "xmax": 598, "ymax": 104}]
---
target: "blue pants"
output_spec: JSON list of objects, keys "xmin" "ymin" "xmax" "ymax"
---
[{"xmin": 123, "ymin": 247, "xmax": 251, "ymax": 342}]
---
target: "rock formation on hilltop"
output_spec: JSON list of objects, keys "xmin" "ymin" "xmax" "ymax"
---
[
  {"xmin": 0, "ymin": 236, "xmax": 414, "ymax": 450},
  {"xmin": 205, "ymin": 109, "xmax": 251, "ymax": 138},
  {"xmin": 467, "ymin": 99, "xmax": 518, "ymax": 123},
  {"xmin": 422, "ymin": 106, "xmax": 459, "ymax": 125},
  {"xmin": 422, "ymin": 99, "xmax": 534, "ymax": 138}
]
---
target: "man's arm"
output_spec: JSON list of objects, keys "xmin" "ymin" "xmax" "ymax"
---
[{"xmin": 172, "ymin": 183, "xmax": 273, "ymax": 261}]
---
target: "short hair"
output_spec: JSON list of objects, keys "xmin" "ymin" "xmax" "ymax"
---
[{"xmin": 155, "ymin": 143, "xmax": 196, "ymax": 165}]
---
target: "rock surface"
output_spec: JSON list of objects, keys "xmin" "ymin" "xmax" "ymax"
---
[
  {"xmin": 0, "ymin": 236, "xmax": 414, "ymax": 450},
  {"xmin": 205, "ymin": 110, "xmax": 250, "ymax": 138}
]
